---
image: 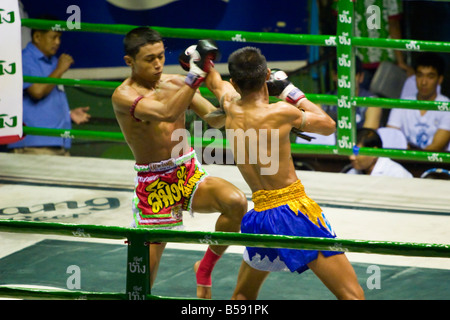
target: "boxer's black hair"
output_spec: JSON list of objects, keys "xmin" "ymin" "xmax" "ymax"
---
[
  {"xmin": 414, "ymin": 52, "xmax": 446, "ymax": 76},
  {"xmin": 124, "ymin": 27, "xmax": 162, "ymax": 58},
  {"xmin": 228, "ymin": 47, "xmax": 268, "ymax": 94}
]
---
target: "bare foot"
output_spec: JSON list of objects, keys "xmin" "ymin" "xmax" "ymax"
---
[{"xmin": 194, "ymin": 260, "xmax": 212, "ymax": 299}]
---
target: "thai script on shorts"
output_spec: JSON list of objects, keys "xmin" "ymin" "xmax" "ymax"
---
[{"xmin": 145, "ymin": 164, "xmax": 205, "ymax": 213}]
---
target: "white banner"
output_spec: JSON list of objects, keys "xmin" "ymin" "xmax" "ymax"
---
[{"xmin": 0, "ymin": 0, "xmax": 23, "ymax": 144}]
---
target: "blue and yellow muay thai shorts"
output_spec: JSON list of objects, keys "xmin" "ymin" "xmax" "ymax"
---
[{"xmin": 241, "ymin": 180, "xmax": 343, "ymax": 274}]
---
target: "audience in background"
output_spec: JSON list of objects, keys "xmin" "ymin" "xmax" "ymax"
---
[
  {"xmin": 8, "ymin": 15, "xmax": 90, "ymax": 156},
  {"xmin": 387, "ymin": 53, "xmax": 450, "ymax": 152}
]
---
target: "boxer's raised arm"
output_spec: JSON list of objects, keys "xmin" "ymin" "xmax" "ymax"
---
[
  {"xmin": 112, "ymin": 82, "xmax": 195, "ymax": 122},
  {"xmin": 205, "ymin": 68, "xmax": 236, "ymax": 105},
  {"xmin": 267, "ymin": 69, "xmax": 335, "ymax": 135}
]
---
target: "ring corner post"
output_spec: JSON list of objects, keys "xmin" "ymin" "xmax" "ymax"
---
[
  {"xmin": 336, "ymin": 0, "xmax": 356, "ymax": 156},
  {"xmin": 125, "ymin": 234, "xmax": 151, "ymax": 300}
]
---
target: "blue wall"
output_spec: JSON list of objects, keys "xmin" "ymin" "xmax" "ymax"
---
[{"xmin": 20, "ymin": 0, "xmax": 309, "ymax": 69}]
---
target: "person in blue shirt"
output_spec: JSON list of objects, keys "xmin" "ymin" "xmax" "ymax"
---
[{"xmin": 8, "ymin": 25, "xmax": 90, "ymax": 156}]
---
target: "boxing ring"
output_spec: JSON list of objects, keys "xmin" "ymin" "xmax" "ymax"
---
[{"xmin": 1, "ymin": 1, "xmax": 449, "ymax": 300}]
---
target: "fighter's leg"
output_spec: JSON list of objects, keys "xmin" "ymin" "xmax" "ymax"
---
[
  {"xmin": 149, "ymin": 242, "xmax": 167, "ymax": 289},
  {"xmin": 191, "ymin": 176, "xmax": 247, "ymax": 255},
  {"xmin": 307, "ymin": 252, "xmax": 365, "ymax": 300},
  {"xmin": 231, "ymin": 260, "xmax": 270, "ymax": 300},
  {"xmin": 191, "ymin": 176, "xmax": 247, "ymax": 298}
]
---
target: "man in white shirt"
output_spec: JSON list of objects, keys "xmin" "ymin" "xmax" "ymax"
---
[
  {"xmin": 400, "ymin": 75, "xmax": 441, "ymax": 100},
  {"xmin": 388, "ymin": 53, "xmax": 450, "ymax": 152},
  {"xmin": 347, "ymin": 128, "xmax": 413, "ymax": 178}
]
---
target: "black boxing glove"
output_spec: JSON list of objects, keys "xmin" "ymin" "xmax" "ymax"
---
[
  {"xmin": 180, "ymin": 39, "xmax": 220, "ymax": 89},
  {"xmin": 179, "ymin": 45, "xmax": 196, "ymax": 72},
  {"xmin": 267, "ymin": 69, "xmax": 306, "ymax": 106},
  {"xmin": 195, "ymin": 39, "xmax": 220, "ymax": 71}
]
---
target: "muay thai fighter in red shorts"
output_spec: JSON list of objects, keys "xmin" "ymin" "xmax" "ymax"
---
[{"xmin": 112, "ymin": 27, "xmax": 247, "ymax": 299}]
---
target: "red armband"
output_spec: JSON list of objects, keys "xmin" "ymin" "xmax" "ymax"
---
[{"xmin": 130, "ymin": 96, "xmax": 144, "ymax": 122}]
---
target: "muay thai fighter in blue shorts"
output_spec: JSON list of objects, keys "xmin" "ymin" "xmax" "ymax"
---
[{"xmin": 203, "ymin": 46, "xmax": 365, "ymax": 300}]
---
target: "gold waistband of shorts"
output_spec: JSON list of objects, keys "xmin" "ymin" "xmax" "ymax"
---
[{"xmin": 251, "ymin": 180, "xmax": 306, "ymax": 211}]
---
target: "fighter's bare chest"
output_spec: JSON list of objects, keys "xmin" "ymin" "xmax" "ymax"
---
[
  {"xmin": 137, "ymin": 79, "xmax": 179, "ymax": 99},
  {"xmin": 148, "ymin": 119, "xmax": 184, "ymax": 134}
]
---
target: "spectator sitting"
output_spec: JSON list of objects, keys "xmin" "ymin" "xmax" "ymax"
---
[
  {"xmin": 400, "ymin": 74, "xmax": 441, "ymax": 100},
  {"xmin": 387, "ymin": 53, "xmax": 450, "ymax": 152},
  {"xmin": 8, "ymin": 15, "xmax": 90, "ymax": 156},
  {"xmin": 345, "ymin": 128, "xmax": 413, "ymax": 178}
]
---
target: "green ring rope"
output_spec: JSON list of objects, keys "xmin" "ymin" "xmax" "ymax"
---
[
  {"xmin": 0, "ymin": 220, "xmax": 448, "ymax": 258},
  {"xmin": 22, "ymin": 76, "xmax": 450, "ymax": 113},
  {"xmin": 20, "ymin": 75, "xmax": 450, "ymax": 163},
  {"xmin": 0, "ymin": 285, "xmax": 191, "ymax": 300},
  {"xmin": 21, "ymin": 126, "xmax": 450, "ymax": 163},
  {"xmin": 21, "ymin": 18, "xmax": 450, "ymax": 52}
]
